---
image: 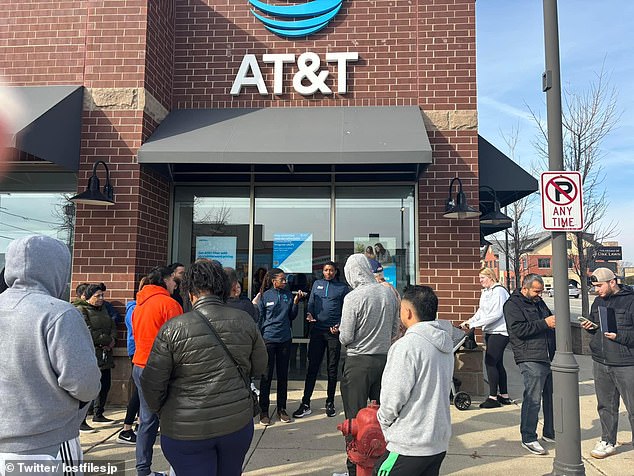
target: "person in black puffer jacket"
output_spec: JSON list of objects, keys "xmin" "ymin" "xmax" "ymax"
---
[
  {"xmin": 503, "ymin": 273, "xmax": 556, "ymax": 456},
  {"xmin": 141, "ymin": 259, "xmax": 267, "ymax": 476},
  {"xmin": 73, "ymin": 283, "xmax": 117, "ymax": 427}
]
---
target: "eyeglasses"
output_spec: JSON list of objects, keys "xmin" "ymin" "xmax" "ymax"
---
[{"xmin": 274, "ymin": 278, "xmax": 287, "ymax": 283}]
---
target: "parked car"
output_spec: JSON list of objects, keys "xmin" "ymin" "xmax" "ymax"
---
[{"xmin": 547, "ymin": 284, "xmax": 581, "ymax": 298}]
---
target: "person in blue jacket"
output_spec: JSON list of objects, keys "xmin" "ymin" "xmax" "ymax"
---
[
  {"xmin": 293, "ymin": 261, "xmax": 349, "ymax": 419},
  {"xmin": 257, "ymin": 268, "xmax": 306, "ymax": 425}
]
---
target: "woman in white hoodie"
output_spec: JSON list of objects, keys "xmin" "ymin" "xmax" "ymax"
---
[{"xmin": 460, "ymin": 267, "xmax": 511, "ymax": 408}]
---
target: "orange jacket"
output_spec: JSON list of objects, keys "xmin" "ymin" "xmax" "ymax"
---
[{"xmin": 132, "ymin": 285, "xmax": 183, "ymax": 368}]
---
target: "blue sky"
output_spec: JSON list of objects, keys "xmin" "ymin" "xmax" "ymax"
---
[{"xmin": 476, "ymin": 1, "xmax": 634, "ymax": 262}]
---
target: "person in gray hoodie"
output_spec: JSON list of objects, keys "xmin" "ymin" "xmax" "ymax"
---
[
  {"xmin": 0, "ymin": 235, "xmax": 101, "ymax": 468},
  {"xmin": 375, "ymin": 285, "xmax": 454, "ymax": 476},
  {"xmin": 339, "ymin": 253, "xmax": 400, "ymax": 476}
]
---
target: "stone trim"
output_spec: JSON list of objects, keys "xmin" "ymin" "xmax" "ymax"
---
[
  {"xmin": 83, "ymin": 87, "xmax": 169, "ymax": 123},
  {"xmin": 423, "ymin": 110, "xmax": 478, "ymax": 131}
]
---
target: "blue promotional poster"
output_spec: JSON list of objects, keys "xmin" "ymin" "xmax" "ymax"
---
[
  {"xmin": 353, "ymin": 237, "xmax": 397, "ymax": 287},
  {"xmin": 273, "ymin": 233, "xmax": 313, "ymax": 273},
  {"xmin": 195, "ymin": 236, "xmax": 237, "ymax": 268}
]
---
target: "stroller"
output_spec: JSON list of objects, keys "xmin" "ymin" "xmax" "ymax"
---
[{"xmin": 449, "ymin": 326, "xmax": 472, "ymax": 411}]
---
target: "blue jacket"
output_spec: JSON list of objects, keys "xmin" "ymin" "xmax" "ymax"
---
[
  {"xmin": 307, "ymin": 279, "xmax": 349, "ymax": 330},
  {"xmin": 258, "ymin": 288, "xmax": 298, "ymax": 343},
  {"xmin": 125, "ymin": 300, "xmax": 136, "ymax": 357}
]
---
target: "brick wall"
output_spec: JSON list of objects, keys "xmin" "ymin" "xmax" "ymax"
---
[
  {"xmin": 4, "ymin": 0, "xmax": 481, "ymax": 333},
  {"xmin": 0, "ymin": 1, "xmax": 86, "ymax": 84},
  {"xmin": 173, "ymin": 0, "xmax": 476, "ymax": 109}
]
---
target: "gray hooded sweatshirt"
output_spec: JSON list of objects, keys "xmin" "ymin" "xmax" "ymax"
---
[
  {"xmin": 0, "ymin": 235, "xmax": 101, "ymax": 455},
  {"xmin": 377, "ymin": 320, "xmax": 454, "ymax": 456},
  {"xmin": 339, "ymin": 254, "xmax": 400, "ymax": 355}
]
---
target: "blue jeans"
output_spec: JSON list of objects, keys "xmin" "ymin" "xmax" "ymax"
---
[
  {"xmin": 161, "ymin": 421, "xmax": 254, "ymax": 476},
  {"xmin": 518, "ymin": 361, "xmax": 554, "ymax": 443},
  {"xmin": 133, "ymin": 365, "xmax": 160, "ymax": 476}
]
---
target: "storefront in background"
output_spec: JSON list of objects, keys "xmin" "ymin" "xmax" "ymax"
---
[{"xmin": 1, "ymin": 1, "xmax": 536, "ymax": 401}]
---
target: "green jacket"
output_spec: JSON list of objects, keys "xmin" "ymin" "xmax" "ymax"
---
[{"xmin": 72, "ymin": 299, "xmax": 117, "ymax": 369}]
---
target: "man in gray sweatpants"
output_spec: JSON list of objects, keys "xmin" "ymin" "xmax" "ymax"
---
[
  {"xmin": 580, "ymin": 268, "xmax": 634, "ymax": 459},
  {"xmin": 339, "ymin": 254, "xmax": 400, "ymax": 476}
]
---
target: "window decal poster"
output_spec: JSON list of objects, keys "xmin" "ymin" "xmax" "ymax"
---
[
  {"xmin": 273, "ymin": 233, "xmax": 313, "ymax": 273},
  {"xmin": 195, "ymin": 236, "xmax": 237, "ymax": 268},
  {"xmin": 354, "ymin": 237, "xmax": 397, "ymax": 287}
]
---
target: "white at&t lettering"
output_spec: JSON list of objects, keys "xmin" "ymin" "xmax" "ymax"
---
[{"xmin": 230, "ymin": 52, "xmax": 359, "ymax": 96}]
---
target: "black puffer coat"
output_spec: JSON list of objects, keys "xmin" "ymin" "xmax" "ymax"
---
[
  {"xmin": 141, "ymin": 295, "xmax": 267, "ymax": 440},
  {"xmin": 588, "ymin": 285, "xmax": 634, "ymax": 366},
  {"xmin": 503, "ymin": 289, "xmax": 555, "ymax": 365},
  {"xmin": 73, "ymin": 299, "xmax": 116, "ymax": 369}
]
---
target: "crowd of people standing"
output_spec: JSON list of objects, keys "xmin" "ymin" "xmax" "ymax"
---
[{"xmin": 1, "ymin": 233, "xmax": 633, "ymax": 476}]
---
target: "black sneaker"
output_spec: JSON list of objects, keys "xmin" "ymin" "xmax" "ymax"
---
[
  {"xmin": 80, "ymin": 421, "xmax": 96, "ymax": 433},
  {"xmin": 92, "ymin": 414, "xmax": 114, "ymax": 423},
  {"xmin": 326, "ymin": 402, "xmax": 336, "ymax": 417},
  {"xmin": 292, "ymin": 403, "xmax": 312, "ymax": 418},
  {"xmin": 497, "ymin": 395, "xmax": 514, "ymax": 405},
  {"xmin": 479, "ymin": 398, "xmax": 502, "ymax": 409},
  {"xmin": 117, "ymin": 429, "xmax": 137, "ymax": 445}
]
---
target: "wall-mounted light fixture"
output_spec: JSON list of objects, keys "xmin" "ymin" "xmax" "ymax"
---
[
  {"xmin": 443, "ymin": 177, "xmax": 480, "ymax": 219},
  {"xmin": 479, "ymin": 185, "xmax": 512, "ymax": 227},
  {"xmin": 69, "ymin": 160, "xmax": 115, "ymax": 206}
]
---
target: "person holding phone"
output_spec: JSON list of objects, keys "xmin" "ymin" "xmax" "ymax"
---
[{"xmin": 580, "ymin": 268, "xmax": 634, "ymax": 459}]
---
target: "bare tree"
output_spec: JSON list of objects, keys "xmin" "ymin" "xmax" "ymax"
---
[
  {"xmin": 193, "ymin": 198, "xmax": 232, "ymax": 234},
  {"xmin": 52, "ymin": 194, "xmax": 76, "ymax": 249},
  {"xmin": 530, "ymin": 65, "xmax": 620, "ymax": 316},
  {"xmin": 492, "ymin": 126, "xmax": 537, "ymax": 290}
]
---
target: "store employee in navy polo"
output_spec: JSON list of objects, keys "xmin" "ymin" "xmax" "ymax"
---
[{"xmin": 293, "ymin": 261, "xmax": 349, "ymax": 419}]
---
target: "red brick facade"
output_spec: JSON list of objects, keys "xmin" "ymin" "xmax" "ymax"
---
[{"xmin": 2, "ymin": 0, "xmax": 480, "ymax": 325}]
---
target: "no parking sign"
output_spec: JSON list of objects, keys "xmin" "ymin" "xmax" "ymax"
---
[{"xmin": 540, "ymin": 171, "xmax": 584, "ymax": 231}]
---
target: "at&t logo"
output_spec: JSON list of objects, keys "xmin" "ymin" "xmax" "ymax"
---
[{"xmin": 248, "ymin": 0, "xmax": 344, "ymax": 38}]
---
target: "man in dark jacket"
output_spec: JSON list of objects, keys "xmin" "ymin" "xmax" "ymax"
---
[
  {"xmin": 503, "ymin": 273, "xmax": 556, "ymax": 456},
  {"xmin": 293, "ymin": 261, "xmax": 349, "ymax": 419},
  {"xmin": 580, "ymin": 268, "xmax": 634, "ymax": 459}
]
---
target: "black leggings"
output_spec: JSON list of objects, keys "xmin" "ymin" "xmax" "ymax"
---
[{"xmin": 484, "ymin": 333, "xmax": 509, "ymax": 397}]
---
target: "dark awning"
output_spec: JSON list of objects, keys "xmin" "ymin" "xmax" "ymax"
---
[
  {"xmin": 8, "ymin": 86, "xmax": 84, "ymax": 172},
  {"xmin": 479, "ymin": 135, "xmax": 538, "ymax": 235},
  {"xmin": 138, "ymin": 107, "xmax": 432, "ymax": 182}
]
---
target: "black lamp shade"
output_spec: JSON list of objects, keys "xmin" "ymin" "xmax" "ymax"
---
[
  {"xmin": 480, "ymin": 209, "xmax": 513, "ymax": 227},
  {"xmin": 69, "ymin": 161, "xmax": 115, "ymax": 206},
  {"xmin": 444, "ymin": 191, "xmax": 481, "ymax": 219}
]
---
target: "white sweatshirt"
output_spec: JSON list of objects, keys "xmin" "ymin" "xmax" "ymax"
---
[{"xmin": 466, "ymin": 284, "xmax": 509, "ymax": 335}]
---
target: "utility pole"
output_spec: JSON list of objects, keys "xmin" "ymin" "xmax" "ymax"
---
[{"xmin": 542, "ymin": 1, "xmax": 585, "ymax": 474}]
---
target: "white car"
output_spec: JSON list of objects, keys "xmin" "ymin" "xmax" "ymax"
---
[{"xmin": 547, "ymin": 285, "xmax": 581, "ymax": 298}]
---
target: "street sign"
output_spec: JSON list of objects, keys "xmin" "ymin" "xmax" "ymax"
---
[
  {"xmin": 595, "ymin": 246, "xmax": 622, "ymax": 261},
  {"xmin": 540, "ymin": 171, "xmax": 584, "ymax": 231}
]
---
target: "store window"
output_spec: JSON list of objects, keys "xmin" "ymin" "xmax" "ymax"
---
[
  {"xmin": 335, "ymin": 186, "xmax": 416, "ymax": 294},
  {"xmin": 0, "ymin": 171, "xmax": 77, "ymax": 299},
  {"xmin": 172, "ymin": 186, "xmax": 250, "ymax": 294},
  {"xmin": 538, "ymin": 258, "xmax": 551, "ymax": 268}
]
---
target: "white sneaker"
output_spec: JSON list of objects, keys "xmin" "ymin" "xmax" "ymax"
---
[
  {"xmin": 541, "ymin": 435, "xmax": 556, "ymax": 443},
  {"xmin": 590, "ymin": 440, "xmax": 616, "ymax": 459},
  {"xmin": 522, "ymin": 440, "xmax": 548, "ymax": 455}
]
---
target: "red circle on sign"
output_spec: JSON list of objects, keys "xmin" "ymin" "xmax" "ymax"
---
[{"xmin": 545, "ymin": 176, "xmax": 578, "ymax": 206}]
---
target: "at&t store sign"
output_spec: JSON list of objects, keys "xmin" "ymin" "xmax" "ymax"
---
[{"xmin": 231, "ymin": 0, "xmax": 359, "ymax": 96}]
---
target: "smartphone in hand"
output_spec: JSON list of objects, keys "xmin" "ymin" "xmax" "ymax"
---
[{"xmin": 578, "ymin": 316, "xmax": 599, "ymax": 330}]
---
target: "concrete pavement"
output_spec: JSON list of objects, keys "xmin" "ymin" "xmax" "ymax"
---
[{"xmin": 81, "ymin": 350, "xmax": 633, "ymax": 475}]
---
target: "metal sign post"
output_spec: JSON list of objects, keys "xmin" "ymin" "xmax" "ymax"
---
[{"xmin": 542, "ymin": 1, "xmax": 585, "ymax": 474}]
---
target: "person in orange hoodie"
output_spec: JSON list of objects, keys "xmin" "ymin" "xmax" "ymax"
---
[{"xmin": 132, "ymin": 266, "xmax": 183, "ymax": 476}]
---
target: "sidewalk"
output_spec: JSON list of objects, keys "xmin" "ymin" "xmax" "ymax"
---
[{"xmin": 82, "ymin": 351, "xmax": 633, "ymax": 475}]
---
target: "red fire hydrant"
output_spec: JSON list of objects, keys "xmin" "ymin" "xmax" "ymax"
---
[{"xmin": 337, "ymin": 401, "xmax": 386, "ymax": 476}]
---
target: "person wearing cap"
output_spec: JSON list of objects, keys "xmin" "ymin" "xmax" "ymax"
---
[{"xmin": 580, "ymin": 267, "xmax": 634, "ymax": 459}]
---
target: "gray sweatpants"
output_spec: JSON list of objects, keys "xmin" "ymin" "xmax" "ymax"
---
[{"xmin": 593, "ymin": 361, "xmax": 634, "ymax": 445}]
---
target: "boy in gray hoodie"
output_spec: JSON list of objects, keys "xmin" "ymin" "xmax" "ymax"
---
[
  {"xmin": 0, "ymin": 235, "xmax": 101, "ymax": 468},
  {"xmin": 375, "ymin": 285, "xmax": 454, "ymax": 476}
]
